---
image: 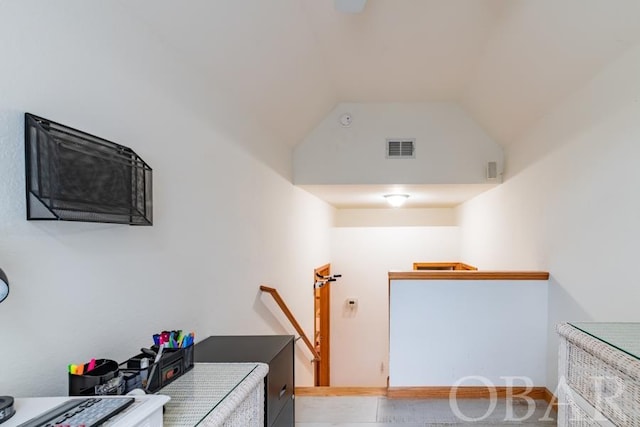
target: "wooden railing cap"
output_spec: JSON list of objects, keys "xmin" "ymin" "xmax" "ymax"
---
[{"xmin": 388, "ymin": 271, "xmax": 550, "ymax": 281}]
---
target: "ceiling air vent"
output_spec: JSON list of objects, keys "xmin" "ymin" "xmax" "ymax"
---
[{"xmin": 386, "ymin": 139, "xmax": 415, "ymax": 159}]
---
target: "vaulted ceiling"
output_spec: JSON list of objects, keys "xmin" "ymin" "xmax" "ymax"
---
[{"xmin": 122, "ymin": 0, "xmax": 640, "ymax": 149}]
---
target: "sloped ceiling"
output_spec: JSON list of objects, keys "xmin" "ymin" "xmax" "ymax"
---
[
  {"xmin": 463, "ymin": 0, "xmax": 640, "ymax": 145},
  {"xmin": 122, "ymin": 0, "xmax": 640, "ymax": 148}
]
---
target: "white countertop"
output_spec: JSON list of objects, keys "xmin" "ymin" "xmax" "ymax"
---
[{"xmin": 3, "ymin": 394, "xmax": 169, "ymax": 427}]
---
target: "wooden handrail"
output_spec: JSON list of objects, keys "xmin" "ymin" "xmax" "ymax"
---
[
  {"xmin": 389, "ymin": 271, "xmax": 550, "ymax": 280},
  {"xmin": 413, "ymin": 262, "xmax": 478, "ymax": 271},
  {"xmin": 260, "ymin": 285, "xmax": 321, "ymax": 361}
]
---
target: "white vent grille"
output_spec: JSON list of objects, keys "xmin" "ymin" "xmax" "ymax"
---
[{"xmin": 386, "ymin": 139, "xmax": 415, "ymax": 158}]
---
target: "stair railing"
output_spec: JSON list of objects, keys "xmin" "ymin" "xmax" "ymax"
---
[{"xmin": 259, "ymin": 285, "xmax": 321, "ymax": 362}]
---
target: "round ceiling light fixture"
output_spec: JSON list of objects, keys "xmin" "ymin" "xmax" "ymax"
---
[{"xmin": 383, "ymin": 194, "xmax": 410, "ymax": 208}]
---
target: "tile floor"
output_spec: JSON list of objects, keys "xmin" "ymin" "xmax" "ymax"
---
[{"xmin": 295, "ymin": 396, "xmax": 557, "ymax": 426}]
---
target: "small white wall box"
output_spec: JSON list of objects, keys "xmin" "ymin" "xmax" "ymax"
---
[{"xmin": 346, "ymin": 298, "xmax": 358, "ymax": 308}]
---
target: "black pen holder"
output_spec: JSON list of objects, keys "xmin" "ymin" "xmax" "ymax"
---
[
  {"xmin": 68, "ymin": 359, "xmax": 121, "ymax": 396},
  {"xmin": 161, "ymin": 344, "xmax": 194, "ymax": 376},
  {"xmin": 120, "ymin": 345, "xmax": 194, "ymax": 393}
]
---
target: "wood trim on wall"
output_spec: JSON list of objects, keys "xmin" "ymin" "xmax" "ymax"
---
[
  {"xmin": 296, "ymin": 387, "xmax": 388, "ymax": 396},
  {"xmin": 543, "ymin": 388, "xmax": 558, "ymax": 411},
  {"xmin": 389, "ymin": 271, "xmax": 550, "ymax": 281},
  {"xmin": 314, "ymin": 264, "xmax": 331, "ymax": 386},
  {"xmin": 296, "ymin": 386, "xmax": 557, "ymax": 411},
  {"xmin": 386, "ymin": 386, "xmax": 551, "ymax": 400}
]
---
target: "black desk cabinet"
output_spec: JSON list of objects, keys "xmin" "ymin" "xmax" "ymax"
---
[{"xmin": 194, "ymin": 335, "xmax": 295, "ymax": 427}]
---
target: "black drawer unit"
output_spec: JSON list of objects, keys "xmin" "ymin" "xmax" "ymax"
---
[{"xmin": 194, "ymin": 335, "xmax": 295, "ymax": 427}]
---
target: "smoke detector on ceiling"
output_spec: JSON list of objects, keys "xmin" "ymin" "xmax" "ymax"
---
[
  {"xmin": 339, "ymin": 113, "xmax": 353, "ymax": 127},
  {"xmin": 334, "ymin": 0, "xmax": 367, "ymax": 14}
]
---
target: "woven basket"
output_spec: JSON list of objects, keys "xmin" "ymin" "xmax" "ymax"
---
[
  {"xmin": 202, "ymin": 364, "xmax": 268, "ymax": 427},
  {"xmin": 565, "ymin": 395, "xmax": 600, "ymax": 426},
  {"xmin": 558, "ymin": 324, "xmax": 640, "ymax": 426}
]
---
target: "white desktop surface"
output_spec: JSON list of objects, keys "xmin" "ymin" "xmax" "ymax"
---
[{"xmin": 3, "ymin": 394, "xmax": 169, "ymax": 427}]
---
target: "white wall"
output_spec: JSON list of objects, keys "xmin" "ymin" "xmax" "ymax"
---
[
  {"xmin": 457, "ymin": 42, "xmax": 640, "ymax": 390},
  {"xmin": 389, "ymin": 279, "xmax": 548, "ymax": 387},
  {"xmin": 294, "ymin": 102, "xmax": 503, "ymax": 185},
  {"xmin": 329, "ymin": 226, "xmax": 460, "ymax": 386},
  {"xmin": 336, "ymin": 208, "xmax": 456, "ymax": 227},
  {"xmin": 0, "ymin": 1, "xmax": 333, "ymax": 396}
]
